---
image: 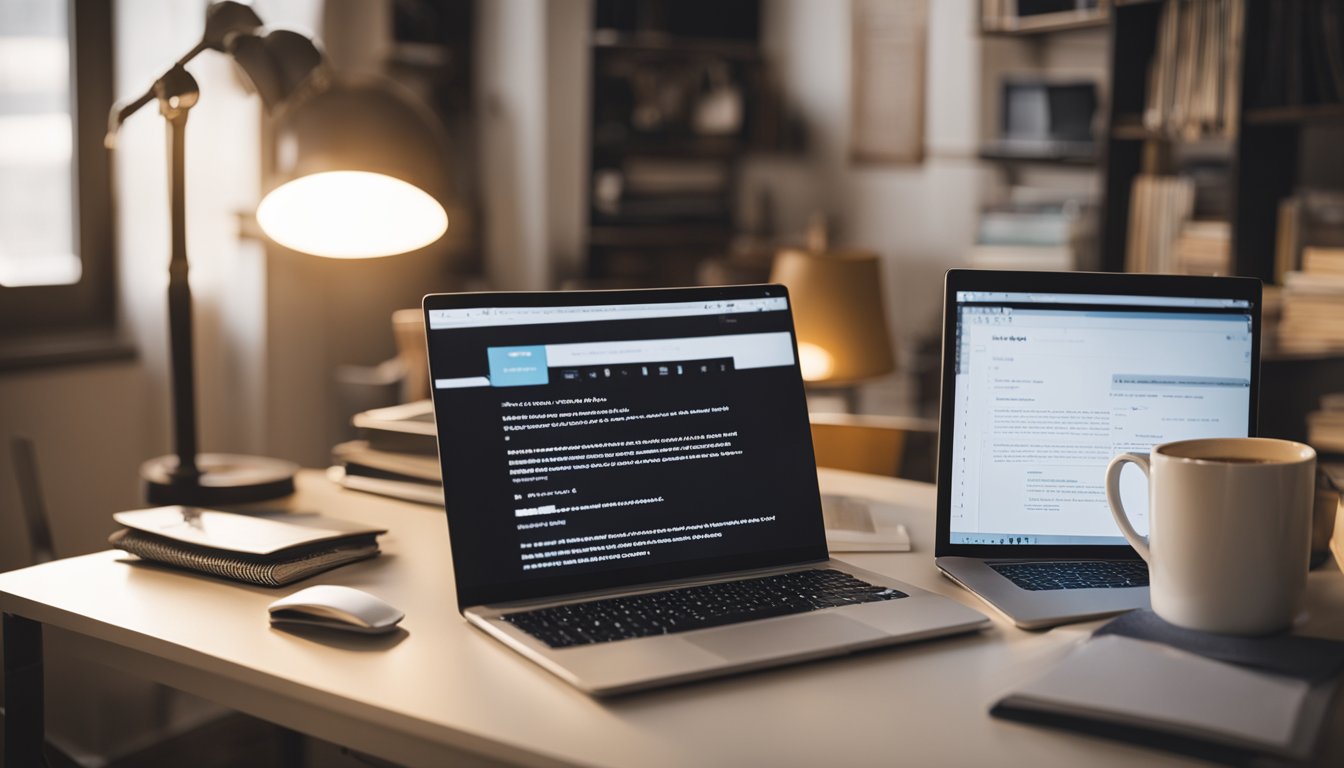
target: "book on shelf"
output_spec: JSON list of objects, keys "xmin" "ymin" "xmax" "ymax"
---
[
  {"xmin": 1144, "ymin": 0, "xmax": 1244, "ymax": 140},
  {"xmin": 969, "ymin": 244, "xmax": 1073, "ymax": 272},
  {"xmin": 1308, "ymin": 392, "xmax": 1344, "ymax": 455},
  {"xmin": 1303, "ymin": 246, "xmax": 1344, "ymax": 276},
  {"xmin": 1172, "ymin": 219, "xmax": 1231, "ymax": 275},
  {"xmin": 1274, "ymin": 190, "xmax": 1344, "ymax": 282},
  {"xmin": 108, "ymin": 506, "xmax": 386, "ymax": 587},
  {"xmin": 972, "ymin": 187, "xmax": 1095, "ymax": 271},
  {"xmin": 1125, "ymin": 174, "xmax": 1195, "ymax": 274},
  {"xmin": 1279, "ymin": 253, "xmax": 1344, "ymax": 354}
]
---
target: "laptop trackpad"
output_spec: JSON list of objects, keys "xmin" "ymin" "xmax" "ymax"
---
[{"xmin": 684, "ymin": 614, "xmax": 887, "ymax": 661}]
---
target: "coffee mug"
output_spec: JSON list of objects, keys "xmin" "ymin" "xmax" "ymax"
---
[{"xmin": 1105, "ymin": 437, "xmax": 1316, "ymax": 635}]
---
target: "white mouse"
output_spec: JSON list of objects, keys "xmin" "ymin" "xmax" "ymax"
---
[{"xmin": 268, "ymin": 585, "xmax": 404, "ymax": 635}]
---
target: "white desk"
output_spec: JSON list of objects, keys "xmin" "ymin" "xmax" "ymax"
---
[{"xmin": 3, "ymin": 468, "xmax": 1342, "ymax": 767}]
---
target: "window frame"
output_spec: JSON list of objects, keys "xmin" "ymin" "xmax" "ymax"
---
[{"xmin": 0, "ymin": 0, "xmax": 124, "ymax": 367}]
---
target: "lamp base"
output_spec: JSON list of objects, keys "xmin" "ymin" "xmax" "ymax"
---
[{"xmin": 141, "ymin": 453, "xmax": 298, "ymax": 506}]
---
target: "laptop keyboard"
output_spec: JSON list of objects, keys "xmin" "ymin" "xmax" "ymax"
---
[
  {"xmin": 990, "ymin": 561, "xmax": 1149, "ymax": 591},
  {"xmin": 501, "ymin": 568, "xmax": 908, "ymax": 648}
]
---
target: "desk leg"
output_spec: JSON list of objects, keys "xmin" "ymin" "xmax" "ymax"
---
[{"xmin": 3, "ymin": 613, "xmax": 44, "ymax": 767}]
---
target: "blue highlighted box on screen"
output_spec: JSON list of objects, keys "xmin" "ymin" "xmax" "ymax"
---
[{"xmin": 486, "ymin": 346, "xmax": 550, "ymax": 387}]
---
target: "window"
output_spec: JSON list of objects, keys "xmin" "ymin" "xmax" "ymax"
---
[{"xmin": 0, "ymin": 0, "xmax": 120, "ymax": 363}]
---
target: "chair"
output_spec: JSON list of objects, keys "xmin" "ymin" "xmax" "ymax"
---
[{"xmin": 809, "ymin": 412, "xmax": 938, "ymax": 482}]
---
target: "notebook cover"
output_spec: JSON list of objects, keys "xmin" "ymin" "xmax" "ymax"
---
[{"xmin": 112, "ymin": 506, "xmax": 386, "ymax": 556}]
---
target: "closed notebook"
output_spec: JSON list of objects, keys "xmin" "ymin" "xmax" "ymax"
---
[
  {"xmin": 991, "ymin": 635, "xmax": 1336, "ymax": 762},
  {"xmin": 109, "ymin": 506, "xmax": 386, "ymax": 587}
]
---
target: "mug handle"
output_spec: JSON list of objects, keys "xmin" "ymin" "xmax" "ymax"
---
[{"xmin": 1105, "ymin": 453, "xmax": 1151, "ymax": 563}]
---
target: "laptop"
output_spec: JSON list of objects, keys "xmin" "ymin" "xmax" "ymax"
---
[
  {"xmin": 423, "ymin": 284, "xmax": 989, "ymax": 695},
  {"xmin": 934, "ymin": 270, "xmax": 1262, "ymax": 629}
]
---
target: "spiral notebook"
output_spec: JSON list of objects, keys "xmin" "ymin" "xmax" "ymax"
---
[{"xmin": 109, "ymin": 506, "xmax": 386, "ymax": 587}]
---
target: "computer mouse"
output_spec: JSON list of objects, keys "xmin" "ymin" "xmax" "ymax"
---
[{"xmin": 268, "ymin": 585, "xmax": 404, "ymax": 635}]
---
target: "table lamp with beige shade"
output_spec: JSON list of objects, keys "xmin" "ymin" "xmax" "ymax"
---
[
  {"xmin": 769, "ymin": 246, "xmax": 896, "ymax": 404},
  {"xmin": 771, "ymin": 244, "xmax": 912, "ymax": 550}
]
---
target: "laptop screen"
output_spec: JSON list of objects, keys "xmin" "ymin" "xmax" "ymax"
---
[
  {"xmin": 937, "ymin": 271, "xmax": 1260, "ymax": 558},
  {"xmin": 424, "ymin": 286, "xmax": 828, "ymax": 610}
]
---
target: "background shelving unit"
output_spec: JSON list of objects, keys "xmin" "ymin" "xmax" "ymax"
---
[
  {"xmin": 1100, "ymin": 0, "xmax": 1344, "ymax": 282},
  {"xmin": 583, "ymin": 0, "xmax": 765, "ymax": 287},
  {"xmin": 1096, "ymin": 0, "xmax": 1344, "ymax": 446}
]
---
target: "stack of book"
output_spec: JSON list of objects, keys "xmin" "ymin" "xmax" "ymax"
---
[
  {"xmin": 330, "ymin": 400, "xmax": 444, "ymax": 506},
  {"xmin": 1307, "ymin": 393, "xmax": 1344, "ymax": 456},
  {"xmin": 969, "ymin": 188, "xmax": 1095, "ymax": 271},
  {"xmin": 1279, "ymin": 255, "xmax": 1344, "ymax": 355},
  {"xmin": 1143, "ymin": 0, "xmax": 1245, "ymax": 140},
  {"xmin": 1172, "ymin": 220, "xmax": 1231, "ymax": 275},
  {"xmin": 1125, "ymin": 174, "xmax": 1195, "ymax": 274},
  {"xmin": 1275, "ymin": 190, "xmax": 1344, "ymax": 282}
]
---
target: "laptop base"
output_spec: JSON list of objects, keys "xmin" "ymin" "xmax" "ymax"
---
[
  {"xmin": 936, "ymin": 556, "xmax": 1149, "ymax": 630},
  {"xmin": 468, "ymin": 560, "xmax": 990, "ymax": 696}
]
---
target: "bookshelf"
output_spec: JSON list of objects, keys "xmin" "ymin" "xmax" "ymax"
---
[
  {"xmin": 1100, "ymin": 0, "xmax": 1344, "ymax": 283},
  {"xmin": 1098, "ymin": 0, "xmax": 1344, "ymax": 446},
  {"xmin": 976, "ymin": 2, "xmax": 1110, "ymax": 271},
  {"xmin": 583, "ymin": 0, "xmax": 776, "ymax": 287}
]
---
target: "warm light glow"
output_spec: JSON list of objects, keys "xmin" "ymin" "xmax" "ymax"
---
[
  {"xmin": 256, "ymin": 171, "xmax": 448, "ymax": 258},
  {"xmin": 797, "ymin": 341, "xmax": 835, "ymax": 382}
]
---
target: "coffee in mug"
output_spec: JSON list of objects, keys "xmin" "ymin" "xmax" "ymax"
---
[{"xmin": 1105, "ymin": 437, "xmax": 1316, "ymax": 635}]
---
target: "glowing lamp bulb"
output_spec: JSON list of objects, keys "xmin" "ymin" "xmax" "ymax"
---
[
  {"xmin": 797, "ymin": 341, "xmax": 835, "ymax": 382},
  {"xmin": 256, "ymin": 171, "xmax": 448, "ymax": 258}
]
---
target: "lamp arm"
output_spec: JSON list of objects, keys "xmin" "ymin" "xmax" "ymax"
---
[
  {"xmin": 104, "ymin": 1, "xmax": 269, "ymax": 147},
  {"xmin": 104, "ymin": 41, "xmax": 209, "ymax": 149}
]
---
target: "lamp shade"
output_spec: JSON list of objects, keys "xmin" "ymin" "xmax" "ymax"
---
[
  {"xmin": 256, "ymin": 77, "xmax": 450, "ymax": 258},
  {"xmin": 770, "ymin": 248, "xmax": 895, "ymax": 385}
]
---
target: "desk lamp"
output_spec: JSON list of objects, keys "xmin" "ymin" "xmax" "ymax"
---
[
  {"xmin": 770, "ymin": 246, "xmax": 895, "ymax": 408},
  {"xmin": 106, "ymin": 1, "xmax": 450, "ymax": 506}
]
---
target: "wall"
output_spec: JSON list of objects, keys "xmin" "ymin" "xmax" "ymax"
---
[
  {"xmin": 474, "ymin": 0, "xmax": 590, "ymax": 290},
  {"xmin": 476, "ymin": 0, "xmax": 551, "ymax": 291},
  {"xmin": 741, "ymin": 0, "xmax": 989, "ymax": 411}
]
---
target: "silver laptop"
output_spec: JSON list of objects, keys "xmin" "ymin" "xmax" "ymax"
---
[
  {"xmin": 934, "ymin": 270, "xmax": 1261, "ymax": 629},
  {"xmin": 423, "ymin": 285, "xmax": 988, "ymax": 695}
]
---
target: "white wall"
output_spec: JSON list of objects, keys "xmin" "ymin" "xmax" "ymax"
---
[
  {"xmin": 743, "ymin": 0, "xmax": 989, "ymax": 380},
  {"xmin": 546, "ymin": 0, "xmax": 592, "ymax": 282},
  {"xmin": 475, "ymin": 0, "xmax": 591, "ymax": 290},
  {"xmin": 477, "ymin": 0, "xmax": 551, "ymax": 291}
]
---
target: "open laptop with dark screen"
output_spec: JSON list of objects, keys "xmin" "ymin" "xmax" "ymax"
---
[
  {"xmin": 934, "ymin": 270, "xmax": 1261, "ymax": 629},
  {"xmin": 423, "ymin": 285, "xmax": 988, "ymax": 695}
]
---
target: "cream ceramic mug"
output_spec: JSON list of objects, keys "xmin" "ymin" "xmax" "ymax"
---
[{"xmin": 1105, "ymin": 437, "xmax": 1316, "ymax": 635}]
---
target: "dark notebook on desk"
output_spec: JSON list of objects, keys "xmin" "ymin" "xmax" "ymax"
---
[
  {"xmin": 423, "ymin": 285, "xmax": 989, "ymax": 696},
  {"xmin": 991, "ymin": 611, "xmax": 1344, "ymax": 763},
  {"xmin": 934, "ymin": 270, "xmax": 1262, "ymax": 629}
]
